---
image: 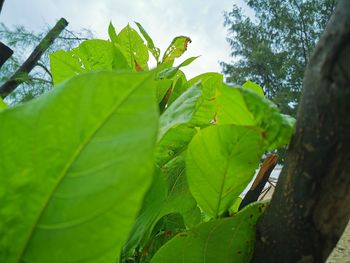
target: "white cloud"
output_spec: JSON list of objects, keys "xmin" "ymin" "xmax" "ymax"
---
[{"xmin": 0, "ymin": 0, "xmax": 249, "ymax": 78}]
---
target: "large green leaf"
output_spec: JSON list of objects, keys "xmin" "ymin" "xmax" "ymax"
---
[
  {"xmin": 151, "ymin": 202, "xmax": 268, "ymax": 263},
  {"xmin": 117, "ymin": 24, "xmax": 149, "ymax": 71},
  {"xmin": 0, "ymin": 71, "xmax": 159, "ymax": 262},
  {"xmin": 186, "ymin": 125, "xmax": 264, "ymax": 218},
  {"xmin": 50, "ymin": 39, "xmax": 121, "ymax": 85}
]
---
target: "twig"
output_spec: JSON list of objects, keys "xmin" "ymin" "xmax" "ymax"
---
[
  {"xmin": 238, "ymin": 154, "xmax": 278, "ymax": 211},
  {"xmin": 35, "ymin": 61, "xmax": 52, "ymax": 80},
  {"xmin": 0, "ymin": 18, "xmax": 68, "ymax": 98}
]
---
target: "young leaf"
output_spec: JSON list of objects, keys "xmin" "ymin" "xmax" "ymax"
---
[
  {"xmin": 0, "ymin": 71, "xmax": 159, "ymax": 262},
  {"xmin": 186, "ymin": 125, "xmax": 264, "ymax": 218},
  {"xmin": 156, "ymin": 56, "xmax": 200, "ymax": 80},
  {"xmin": 162, "ymin": 36, "xmax": 191, "ymax": 65},
  {"xmin": 117, "ymin": 24, "xmax": 149, "ymax": 71},
  {"xmin": 151, "ymin": 202, "xmax": 268, "ymax": 263},
  {"xmin": 135, "ymin": 21, "xmax": 161, "ymax": 63},
  {"xmin": 108, "ymin": 21, "xmax": 118, "ymax": 43}
]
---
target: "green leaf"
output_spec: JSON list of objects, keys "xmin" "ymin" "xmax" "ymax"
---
[
  {"xmin": 166, "ymin": 70, "xmax": 188, "ymax": 106},
  {"xmin": 0, "ymin": 70, "xmax": 159, "ymax": 262},
  {"xmin": 239, "ymin": 87, "xmax": 295, "ymax": 149},
  {"xmin": 156, "ymin": 56, "xmax": 199, "ymax": 80},
  {"xmin": 242, "ymin": 80, "xmax": 265, "ymax": 96},
  {"xmin": 151, "ymin": 202, "xmax": 268, "ymax": 263},
  {"xmin": 187, "ymin": 73, "xmax": 223, "ymax": 126},
  {"xmin": 160, "ymin": 156, "xmax": 200, "ymax": 227},
  {"xmin": 186, "ymin": 125, "xmax": 264, "ymax": 218},
  {"xmin": 159, "ymin": 85, "xmax": 202, "ymax": 140},
  {"xmin": 50, "ymin": 39, "xmax": 120, "ymax": 85},
  {"xmin": 156, "ymin": 79, "xmax": 173, "ymax": 103},
  {"xmin": 216, "ymin": 84, "xmax": 256, "ymax": 125},
  {"xmin": 135, "ymin": 22, "xmax": 160, "ymax": 63},
  {"xmin": 122, "ymin": 169, "xmax": 168, "ymax": 259},
  {"xmin": 117, "ymin": 24, "xmax": 149, "ymax": 71},
  {"xmin": 178, "ymin": 56, "xmax": 200, "ymax": 67},
  {"xmin": 156, "ymin": 124, "xmax": 195, "ymax": 167},
  {"xmin": 162, "ymin": 36, "xmax": 191, "ymax": 65},
  {"xmin": 217, "ymin": 84, "xmax": 295, "ymax": 149},
  {"xmin": 108, "ymin": 22, "xmax": 118, "ymax": 43},
  {"xmin": 123, "ymin": 156, "xmax": 199, "ymax": 259},
  {"xmin": 0, "ymin": 98, "xmax": 7, "ymax": 111}
]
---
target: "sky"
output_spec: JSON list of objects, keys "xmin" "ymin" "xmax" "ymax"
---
[{"xmin": 0, "ymin": 0, "xmax": 250, "ymax": 78}]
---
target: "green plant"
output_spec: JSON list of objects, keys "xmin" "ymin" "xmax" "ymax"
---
[{"xmin": 0, "ymin": 22, "xmax": 294, "ymax": 263}]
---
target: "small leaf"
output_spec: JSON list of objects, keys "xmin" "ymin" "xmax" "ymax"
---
[
  {"xmin": 242, "ymin": 80, "xmax": 265, "ymax": 96},
  {"xmin": 135, "ymin": 21, "xmax": 161, "ymax": 63},
  {"xmin": 156, "ymin": 56, "xmax": 199, "ymax": 80},
  {"xmin": 108, "ymin": 22, "xmax": 118, "ymax": 43},
  {"xmin": 151, "ymin": 202, "xmax": 268, "ymax": 263},
  {"xmin": 162, "ymin": 36, "xmax": 191, "ymax": 65}
]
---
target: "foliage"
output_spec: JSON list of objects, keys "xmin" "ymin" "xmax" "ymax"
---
[
  {"xmin": 0, "ymin": 22, "xmax": 294, "ymax": 262},
  {"xmin": 0, "ymin": 22, "xmax": 93, "ymax": 104},
  {"xmin": 221, "ymin": 0, "xmax": 336, "ymax": 116}
]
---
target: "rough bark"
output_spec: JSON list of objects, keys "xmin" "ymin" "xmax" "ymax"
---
[
  {"xmin": 0, "ymin": 18, "xmax": 68, "ymax": 99},
  {"xmin": 251, "ymin": 0, "xmax": 350, "ymax": 262}
]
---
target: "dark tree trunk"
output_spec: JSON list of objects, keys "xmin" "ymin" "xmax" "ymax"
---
[{"xmin": 252, "ymin": 0, "xmax": 350, "ymax": 262}]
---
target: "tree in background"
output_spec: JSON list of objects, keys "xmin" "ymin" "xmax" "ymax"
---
[
  {"xmin": 221, "ymin": 0, "xmax": 336, "ymax": 116},
  {"xmin": 0, "ymin": 23, "xmax": 92, "ymax": 104}
]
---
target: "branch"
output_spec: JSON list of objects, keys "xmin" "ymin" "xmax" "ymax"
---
[
  {"xmin": 238, "ymin": 154, "xmax": 278, "ymax": 211},
  {"xmin": 35, "ymin": 61, "xmax": 53, "ymax": 80},
  {"xmin": 252, "ymin": 0, "xmax": 350, "ymax": 262},
  {"xmin": 0, "ymin": 41, "xmax": 13, "ymax": 69},
  {"xmin": 0, "ymin": 18, "xmax": 68, "ymax": 99}
]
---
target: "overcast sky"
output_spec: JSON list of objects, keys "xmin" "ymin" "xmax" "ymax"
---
[{"xmin": 1, "ymin": 0, "xmax": 250, "ymax": 78}]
